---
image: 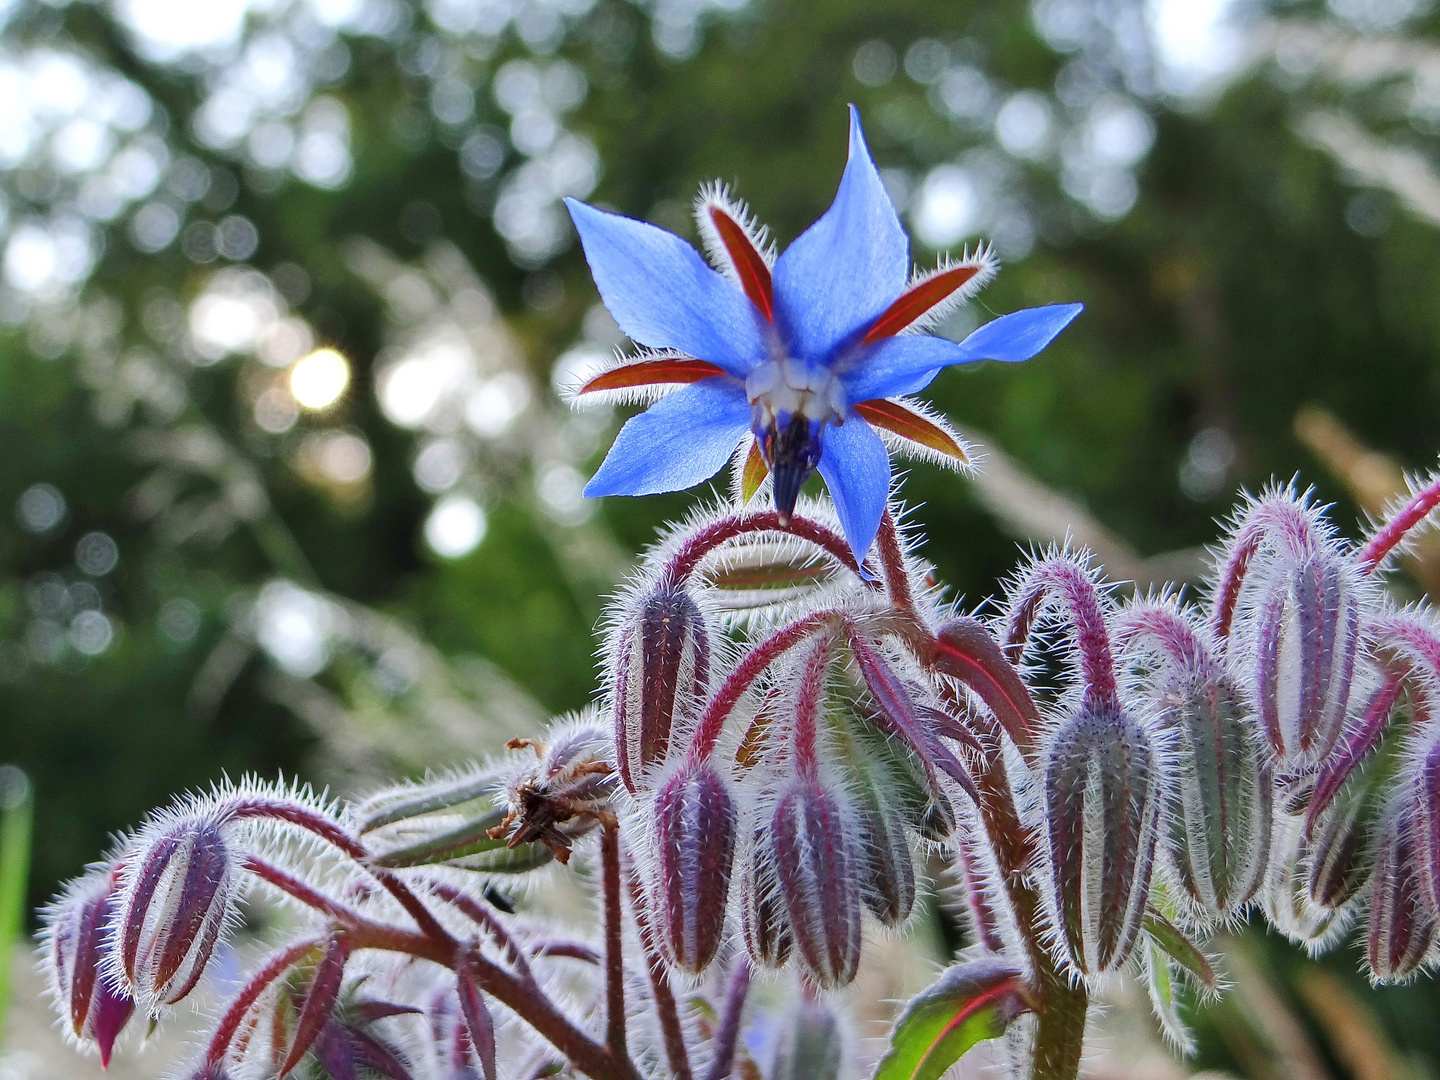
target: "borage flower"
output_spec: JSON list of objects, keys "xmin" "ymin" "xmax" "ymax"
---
[{"xmin": 565, "ymin": 105, "xmax": 1082, "ymax": 558}]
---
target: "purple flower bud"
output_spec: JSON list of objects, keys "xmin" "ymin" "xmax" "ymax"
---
[
  {"xmin": 1262, "ymin": 816, "xmax": 1352, "ymax": 949},
  {"xmin": 42, "ymin": 865, "xmax": 135, "ymax": 1065},
  {"xmin": 739, "ymin": 829, "xmax": 792, "ymax": 969},
  {"xmin": 112, "ymin": 814, "xmax": 239, "ymax": 1012},
  {"xmin": 856, "ymin": 795, "xmax": 916, "ymax": 927},
  {"xmin": 1042, "ymin": 696, "xmax": 1160, "ymax": 976},
  {"xmin": 1161, "ymin": 674, "xmax": 1271, "ymax": 922},
  {"xmin": 1252, "ymin": 552, "xmax": 1363, "ymax": 768},
  {"xmin": 613, "ymin": 584, "xmax": 710, "ymax": 793},
  {"xmin": 1367, "ymin": 799, "xmax": 1435, "ymax": 983},
  {"xmin": 650, "ymin": 760, "xmax": 737, "ymax": 973},
  {"xmin": 772, "ymin": 777, "xmax": 863, "ymax": 989},
  {"xmin": 1305, "ymin": 772, "xmax": 1382, "ymax": 913}
]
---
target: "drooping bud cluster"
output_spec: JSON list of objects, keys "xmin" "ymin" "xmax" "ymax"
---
[
  {"xmin": 1004, "ymin": 553, "xmax": 1162, "ymax": 977},
  {"xmin": 605, "ymin": 503, "xmax": 974, "ymax": 989},
  {"xmin": 44, "ymin": 466, "xmax": 1440, "ymax": 1080}
]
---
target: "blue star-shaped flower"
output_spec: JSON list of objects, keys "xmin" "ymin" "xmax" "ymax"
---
[{"xmin": 565, "ymin": 106, "xmax": 1082, "ymax": 559}]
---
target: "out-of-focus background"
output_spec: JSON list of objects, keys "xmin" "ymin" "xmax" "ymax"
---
[{"xmin": 2, "ymin": 0, "xmax": 1440, "ymax": 1074}]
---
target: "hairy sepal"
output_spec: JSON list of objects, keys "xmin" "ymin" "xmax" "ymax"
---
[
  {"xmin": 650, "ymin": 760, "xmax": 737, "ymax": 974},
  {"xmin": 1041, "ymin": 696, "xmax": 1162, "ymax": 977}
]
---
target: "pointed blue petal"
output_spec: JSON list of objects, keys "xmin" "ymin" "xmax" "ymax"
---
[
  {"xmin": 841, "ymin": 303, "xmax": 1084, "ymax": 402},
  {"xmin": 771, "ymin": 106, "xmax": 909, "ymax": 364},
  {"xmin": 584, "ymin": 379, "xmax": 751, "ymax": 498},
  {"xmin": 954, "ymin": 303, "xmax": 1083, "ymax": 363},
  {"xmin": 817, "ymin": 415, "xmax": 890, "ymax": 560},
  {"xmin": 566, "ymin": 198, "xmax": 765, "ymax": 377}
]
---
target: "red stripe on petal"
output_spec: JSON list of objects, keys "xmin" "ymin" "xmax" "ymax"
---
[
  {"xmin": 579, "ymin": 358, "xmax": 726, "ymax": 394},
  {"xmin": 861, "ymin": 264, "xmax": 982, "ymax": 345},
  {"xmin": 709, "ymin": 206, "xmax": 774, "ymax": 321},
  {"xmin": 854, "ymin": 399, "xmax": 969, "ymax": 464}
]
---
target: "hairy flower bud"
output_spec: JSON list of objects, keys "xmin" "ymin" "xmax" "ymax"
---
[
  {"xmin": 112, "ymin": 814, "xmax": 239, "ymax": 1012},
  {"xmin": 1367, "ymin": 799, "xmax": 1435, "ymax": 983},
  {"xmin": 43, "ymin": 865, "xmax": 134, "ymax": 1065},
  {"xmin": 1253, "ymin": 552, "xmax": 1363, "ymax": 768},
  {"xmin": 740, "ymin": 828, "xmax": 792, "ymax": 968},
  {"xmin": 856, "ymin": 792, "xmax": 916, "ymax": 927},
  {"xmin": 1161, "ymin": 674, "xmax": 1271, "ymax": 922},
  {"xmin": 613, "ymin": 584, "xmax": 710, "ymax": 793},
  {"xmin": 1042, "ymin": 696, "xmax": 1160, "ymax": 976},
  {"xmin": 1263, "ymin": 816, "xmax": 1351, "ymax": 949},
  {"xmin": 650, "ymin": 760, "xmax": 737, "ymax": 973},
  {"xmin": 773, "ymin": 777, "xmax": 863, "ymax": 988},
  {"xmin": 1306, "ymin": 770, "xmax": 1384, "ymax": 912}
]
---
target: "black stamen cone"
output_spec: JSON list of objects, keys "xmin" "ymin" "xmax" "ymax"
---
[{"xmin": 769, "ymin": 413, "xmax": 822, "ymax": 524}]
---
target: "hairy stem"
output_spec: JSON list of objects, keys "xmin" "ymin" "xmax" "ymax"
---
[
  {"xmin": 626, "ymin": 866, "xmax": 693, "ymax": 1080},
  {"xmin": 1357, "ymin": 475, "xmax": 1440, "ymax": 573},
  {"xmin": 689, "ymin": 609, "xmax": 841, "ymax": 760},
  {"xmin": 601, "ymin": 823, "xmax": 629, "ymax": 1063},
  {"xmin": 703, "ymin": 960, "xmax": 751, "ymax": 1080},
  {"xmin": 664, "ymin": 510, "xmax": 867, "ymax": 584},
  {"xmin": 876, "ymin": 509, "xmax": 914, "ymax": 612}
]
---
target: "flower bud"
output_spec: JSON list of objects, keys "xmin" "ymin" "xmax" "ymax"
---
[
  {"xmin": 113, "ymin": 814, "xmax": 239, "ymax": 1012},
  {"xmin": 1253, "ymin": 552, "xmax": 1363, "ymax": 768},
  {"xmin": 613, "ymin": 584, "xmax": 710, "ymax": 792},
  {"xmin": 739, "ymin": 828, "xmax": 792, "ymax": 969},
  {"xmin": 773, "ymin": 777, "xmax": 863, "ymax": 988},
  {"xmin": 1042, "ymin": 696, "xmax": 1160, "ymax": 976},
  {"xmin": 650, "ymin": 760, "xmax": 737, "ymax": 973},
  {"xmin": 768, "ymin": 997, "xmax": 843, "ymax": 1080},
  {"xmin": 1306, "ymin": 774, "xmax": 1381, "ymax": 912},
  {"xmin": 1161, "ymin": 674, "xmax": 1271, "ymax": 922},
  {"xmin": 43, "ymin": 865, "xmax": 134, "ymax": 1065},
  {"xmin": 1367, "ymin": 799, "xmax": 1435, "ymax": 983},
  {"xmin": 856, "ymin": 793, "xmax": 916, "ymax": 927},
  {"xmin": 1262, "ymin": 816, "xmax": 1351, "ymax": 949}
]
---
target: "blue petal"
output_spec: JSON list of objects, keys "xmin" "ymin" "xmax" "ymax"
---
[
  {"xmin": 584, "ymin": 379, "xmax": 751, "ymax": 498},
  {"xmin": 817, "ymin": 415, "xmax": 891, "ymax": 560},
  {"xmin": 566, "ymin": 199, "xmax": 765, "ymax": 377},
  {"xmin": 841, "ymin": 303, "xmax": 1084, "ymax": 402},
  {"xmin": 954, "ymin": 303, "xmax": 1084, "ymax": 362},
  {"xmin": 771, "ymin": 106, "xmax": 909, "ymax": 364}
]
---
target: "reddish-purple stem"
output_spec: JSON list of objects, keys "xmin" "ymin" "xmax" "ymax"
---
[
  {"xmin": 791, "ymin": 635, "xmax": 834, "ymax": 778},
  {"xmin": 1358, "ymin": 476, "xmax": 1440, "ymax": 573},
  {"xmin": 601, "ymin": 824, "xmax": 628, "ymax": 1063},
  {"xmin": 1003, "ymin": 556, "xmax": 1119, "ymax": 704},
  {"xmin": 1112, "ymin": 603, "xmax": 1216, "ymax": 678},
  {"xmin": 702, "ymin": 961, "xmax": 752, "ymax": 1080},
  {"xmin": 204, "ymin": 939, "xmax": 326, "ymax": 1066},
  {"xmin": 876, "ymin": 509, "xmax": 914, "ymax": 612},
  {"xmin": 428, "ymin": 881, "xmax": 537, "ymax": 986},
  {"xmin": 244, "ymin": 855, "xmax": 363, "ymax": 927},
  {"xmin": 626, "ymin": 867, "xmax": 693, "ymax": 1080},
  {"xmin": 1305, "ymin": 668, "xmax": 1406, "ymax": 837},
  {"xmin": 1211, "ymin": 496, "xmax": 1318, "ymax": 641},
  {"xmin": 226, "ymin": 798, "xmax": 451, "ymax": 944},
  {"xmin": 664, "ymin": 511, "xmax": 868, "ymax": 584},
  {"xmin": 689, "ymin": 610, "xmax": 841, "ymax": 761}
]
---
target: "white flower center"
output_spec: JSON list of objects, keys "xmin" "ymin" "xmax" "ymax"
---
[{"xmin": 744, "ymin": 358, "xmax": 846, "ymax": 429}]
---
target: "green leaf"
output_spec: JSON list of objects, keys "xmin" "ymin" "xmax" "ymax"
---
[
  {"xmin": 873, "ymin": 959, "xmax": 1030, "ymax": 1080},
  {"xmin": 1142, "ymin": 912, "xmax": 1218, "ymax": 994}
]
